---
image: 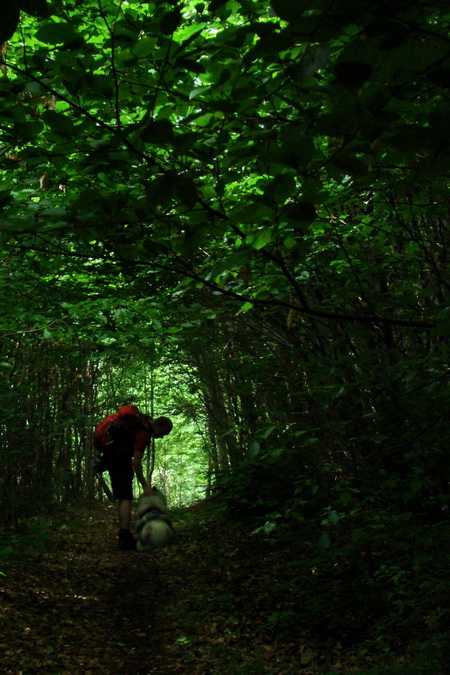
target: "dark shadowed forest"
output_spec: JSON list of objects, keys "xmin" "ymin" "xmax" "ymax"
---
[{"xmin": 1, "ymin": 0, "xmax": 450, "ymax": 672}]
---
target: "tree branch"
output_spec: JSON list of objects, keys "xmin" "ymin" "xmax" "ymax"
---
[{"xmin": 4, "ymin": 240, "xmax": 436, "ymax": 329}]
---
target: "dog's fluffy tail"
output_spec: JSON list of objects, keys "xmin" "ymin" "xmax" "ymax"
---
[{"xmin": 137, "ymin": 519, "xmax": 175, "ymax": 550}]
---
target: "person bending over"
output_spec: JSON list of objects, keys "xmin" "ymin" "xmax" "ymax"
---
[{"xmin": 94, "ymin": 405, "xmax": 173, "ymax": 550}]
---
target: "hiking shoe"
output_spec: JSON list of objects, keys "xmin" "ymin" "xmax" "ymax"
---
[{"xmin": 118, "ymin": 529, "xmax": 137, "ymax": 551}]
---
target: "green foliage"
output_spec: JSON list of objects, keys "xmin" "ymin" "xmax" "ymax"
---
[
  {"xmin": 1, "ymin": 3, "xmax": 450, "ymax": 667},
  {"xmin": 0, "ymin": 0, "xmax": 446, "ymax": 320},
  {"xmin": 151, "ymin": 417, "xmax": 208, "ymax": 504},
  {"xmin": 214, "ymin": 463, "xmax": 307, "ymax": 524},
  {"xmin": 0, "ymin": 509, "xmax": 70, "ymax": 560}
]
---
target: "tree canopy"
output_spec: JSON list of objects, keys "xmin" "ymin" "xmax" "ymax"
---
[
  {"xmin": 0, "ymin": 0, "xmax": 449, "ymax": 503},
  {"xmin": 0, "ymin": 0, "xmax": 449, "ymax": 494},
  {"xmin": 2, "ymin": 0, "xmax": 448, "ymax": 329}
]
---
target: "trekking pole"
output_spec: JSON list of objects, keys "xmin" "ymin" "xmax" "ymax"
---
[
  {"xmin": 147, "ymin": 436, "xmax": 156, "ymax": 486},
  {"xmin": 148, "ymin": 361, "xmax": 156, "ymax": 485},
  {"xmin": 96, "ymin": 473, "xmax": 115, "ymax": 502}
]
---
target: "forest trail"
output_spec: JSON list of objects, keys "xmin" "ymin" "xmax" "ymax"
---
[{"xmin": 0, "ymin": 502, "xmax": 312, "ymax": 675}]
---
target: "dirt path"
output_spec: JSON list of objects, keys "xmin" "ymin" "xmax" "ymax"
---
[{"xmin": 0, "ymin": 503, "xmax": 311, "ymax": 675}]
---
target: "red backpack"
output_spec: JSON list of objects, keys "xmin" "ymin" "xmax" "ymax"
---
[
  {"xmin": 93, "ymin": 406, "xmax": 136, "ymax": 471},
  {"xmin": 93, "ymin": 406, "xmax": 150, "ymax": 472}
]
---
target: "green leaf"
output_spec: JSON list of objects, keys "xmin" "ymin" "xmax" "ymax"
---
[
  {"xmin": 277, "ymin": 133, "xmax": 314, "ymax": 170},
  {"xmin": 285, "ymin": 201, "xmax": 316, "ymax": 223},
  {"xmin": 328, "ymin": 510, "xmax": 340, "ymax": 525},
  {"xmin": 40, "ymin": 207, "xmax": 67, "ymax": 218},
  {"xmin": 247, "ymin": 228, "xmax": 274, "ymax": 250},
  {"xmin": 189, "ymin": 86, "xmax": 210, "ymax": 100},
  {"xmin": 160, "ymin": 8, "xmax": 182, "ymax": 35},
  {"xmin": 238, "ymin": 302, "xmax": 253, "ymax": 314},
  {"xmin": 318, "ymin": 532, "xmax": 331, "ymax": 549},
  {"xmin": 283, "ymin": 235, "xmax": 297, "ymax": 249},
  {"xmin": 235, "ymin": 201, "xmax": 273, "ymax": 223},
  {"xmin": 192, "ymin": 112, "xmax": 216, "ymax": 127},
  {"xmin": 249, "ymin": 440, "xmax": 260, "ymax": 457},
  {"xmin": 35, "ymin": 21, "xmax": 80, "ymax": 45},
  {"xmin": 43, "ymin": 110, "xmax": 75, "ymax": 137},
  {"xmin": 131, "ymin": 36, "xmax": 157, "ymax": 58},
  {"xmin": 145, "ymin": 173, "xmax": 177, "ymax": 205},
  {"xmin": 14, "ymin": 120, "xmax": 44, "ymax": 142},
  {"xmin": 294, "ymin": 45, "xmax": 331, "ymax": 81},
  {"xmin": 175, "ymin": 176, "xmax": 199, "ymax": 209},
  {"xmin": 141, "ymin": 119, "xmax": 174, "ymax": 145},
  {"xmin": 265, "ymin": 173, "xmax": 297, "ymax": 205},
  {"xmin": 0, "ymin": 216, "xmax": 38, "ymax": 232}
]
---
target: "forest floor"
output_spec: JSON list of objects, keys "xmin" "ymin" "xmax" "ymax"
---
[{"xmin": 0, "ymin": 500, "xmax": 445, "ymax": 675}]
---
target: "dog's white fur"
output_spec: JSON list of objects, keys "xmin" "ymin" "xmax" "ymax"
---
[{"xmin": 136, "ymin": 488, "xmax": 175, "ymax": 551}]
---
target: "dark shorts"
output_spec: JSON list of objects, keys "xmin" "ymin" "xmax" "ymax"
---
[{"xmin": 108, "ymin": 458, "xmax": 134, "ymax": 501}]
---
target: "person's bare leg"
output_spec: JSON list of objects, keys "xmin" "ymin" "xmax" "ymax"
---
[{"xmin": 118, "ymin": 499, "xmax": 132, "ymax": 529}]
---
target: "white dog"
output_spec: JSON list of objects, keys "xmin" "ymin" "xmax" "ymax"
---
[{"xmin": 136, "ymin": 488, "xmax": 175, "ymax": 551}]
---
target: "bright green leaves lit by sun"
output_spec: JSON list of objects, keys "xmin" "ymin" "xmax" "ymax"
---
[{"xmin": 0, "ymin": 0, "xmax": 449, "ymax": 339}]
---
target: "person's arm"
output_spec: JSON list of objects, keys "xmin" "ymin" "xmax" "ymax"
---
[
  {"xmin": 132, "ymin": 450, "xmax": 153, "ymax": 494},
  {"xmin": 133, "ymin": 428, "xmax": 153, "ymax": 494}
]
